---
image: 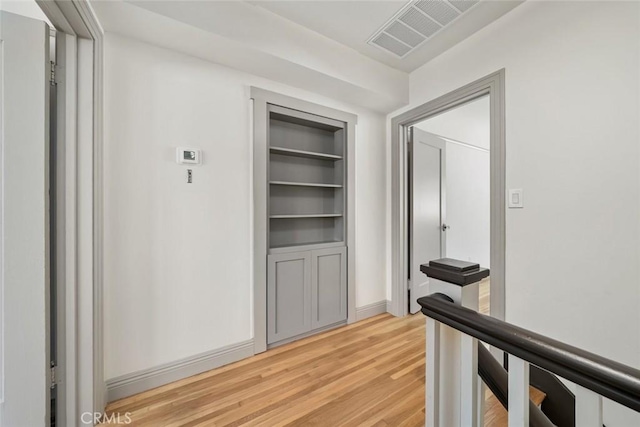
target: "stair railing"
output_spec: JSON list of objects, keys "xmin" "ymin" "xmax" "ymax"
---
[{"xmin": 418, "ymin": 292, "xmax": 640, "ymax": 426}]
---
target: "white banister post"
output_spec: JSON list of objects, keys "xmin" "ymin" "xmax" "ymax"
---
[
  {"xmin": 426, "ymin": 317, "xmax": 440, "ymax": 427},
  {"xmin": 575, "ymin": 385, "xmax": 603, "ymax": 427},
  {"xmin": 420, "ymin": 259, "xmax": 489, "ymax": 427},
  {"xmin": 460, "ymin": 334, "xmax": 478, "ymax": 427},
  {"xmin": 428, "ymin": 277, "xmax": 483, "ymax": 427},
  {"xmin": 508, "ymin": 355, "xmax": 530, "ymax": 427}
]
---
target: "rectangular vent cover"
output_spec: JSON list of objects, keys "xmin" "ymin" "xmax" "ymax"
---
[
  {"xmin": 368, "ymin": 0, "xmax": 480, "ymax": 58},
  {"xmin": 372, "ymin": 33, "xmax": 411, "ymax": 57}
]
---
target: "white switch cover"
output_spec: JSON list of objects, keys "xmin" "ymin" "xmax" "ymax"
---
[{"xmin": 508, "ymin": 189, "xmax": 524, "ymax": 208}]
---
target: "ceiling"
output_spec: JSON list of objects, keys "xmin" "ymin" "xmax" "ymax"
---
[
  {"xmin": 92, "ymin": 0, "xmax": 522, "ymax": 112},
  {"xmin": 0, "ymin": 0, "xmax": 52, "ymax": 25},
  {"xmin": 251, "ymin": 0, "xmax": 523, "ymax": 72},
  {"xmin": 94, "ymin": 0, "xmax": 410, "ymax": 112}
]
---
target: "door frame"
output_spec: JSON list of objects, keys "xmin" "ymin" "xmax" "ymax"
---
[
  {"xmin": 408, "ymin": 128, "xmax": 447, "ymax": 314},
  {"xmin": 389, "ymin": 70, "xmax": 506, "ymax": 320},
  {"xmin": 36, "ymin": 0, "xmax": 105, "ymax": 423}
]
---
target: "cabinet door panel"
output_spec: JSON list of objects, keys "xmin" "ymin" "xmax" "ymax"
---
[
  {"xmin": 267, "ymin": 252, "xmax": 311, "ymax": 344},
  {"xmin": 311, "ymin": 247, "xmax": 347, "ymax": 329}
]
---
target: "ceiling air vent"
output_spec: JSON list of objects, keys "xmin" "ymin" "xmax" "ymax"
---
[
  {"xmin": 372, "ymin": 33, "xmax": 412, "ymax": 57},
  {"xmin": 399, "ymin": 7, "xmax": 441, "ymax": 38},
  {"xmin": 414, "ymin": 0, "xmax": 460, "ymax": 26},
  {"xmin": 368, "ymin": 0, "xmax": 480, "ymax": 58},
  {"xmin": 386, "ymin": 21, "xmax": 425, "ymax": 47}
]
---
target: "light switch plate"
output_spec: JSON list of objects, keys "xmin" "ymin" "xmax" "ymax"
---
[{"xmin": 508, "ymin": 189, "xmax": 524, "ymax": 208}]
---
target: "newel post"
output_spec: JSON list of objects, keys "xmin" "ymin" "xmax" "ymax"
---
[{"xmin": 419, "ymin": 258, "xmax": 489, "ymax": 427}]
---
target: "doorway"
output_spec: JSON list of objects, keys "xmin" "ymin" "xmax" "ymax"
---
[
  {"xmin": 408, "ymin": 96, "xmax": 491, "ymax": 314},
  {"xmin": 390, "ymin": 70, "xmax": 505, "ymax": 321}
]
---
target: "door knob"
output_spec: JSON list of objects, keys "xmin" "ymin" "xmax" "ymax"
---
[{"xmin": 441, "ymin": 224, "xmax": 450, "ymax": 231}]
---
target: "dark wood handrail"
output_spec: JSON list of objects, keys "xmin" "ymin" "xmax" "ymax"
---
[{"xmin": 418, "ymin": 293, "xmax": 640, "ymax": 412}]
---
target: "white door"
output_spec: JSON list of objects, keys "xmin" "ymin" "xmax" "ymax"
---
[
  {"xmin": 409, "ymin": 128, "xmax": 446, "ymax": 314},
  {"xmin": 0, "ymin": 11, "xmax": 51, "ymax": 426}
]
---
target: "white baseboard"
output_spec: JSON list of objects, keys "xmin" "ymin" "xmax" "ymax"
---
[
  {"xmin": 355, "ymin": 300, "xmax": 389, "ymax": 321},
  {"xmin": 106, "ymin": 339, "xmax": 254, "ymax": 402}
]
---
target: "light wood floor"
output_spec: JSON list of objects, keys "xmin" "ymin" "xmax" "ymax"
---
[{"xmin": 103, "ymin": 303, "xmax": 542, "ymax": 426}]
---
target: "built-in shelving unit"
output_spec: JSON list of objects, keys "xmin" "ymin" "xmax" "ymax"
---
[
  {"xmin": 253, "ymin": 88, "xmax": 356, "ymax": 350},
  {"xmin": 268, "ymin": 105, "xmax": 346, "ymax": 250}
]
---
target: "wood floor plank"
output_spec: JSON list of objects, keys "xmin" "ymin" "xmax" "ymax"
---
[{"xmin": 102, "ymin": 310, "xmax": 542, "ymax": 427}]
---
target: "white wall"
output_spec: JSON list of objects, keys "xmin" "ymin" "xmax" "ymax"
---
[
  {"xmin": 103, "ymin": 33, "xmax": 387, "ymax": 380},
  {"xmin": 416, "ymin": 97, "xmax": 490, "ymax": 268},
  {"xmin": 406, "ymin": 1, "xmax": 640, "ymax": 424}
]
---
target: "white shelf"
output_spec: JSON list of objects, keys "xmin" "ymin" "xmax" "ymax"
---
[
  {"xmin": 270, "ymin": 146, "xmax": 342, "ymax": 161},
  {"xmin": 270, "ymin": 213, "xmax": 343, "ymax": 219},
  {"xmin": 270, "ymin": 181, "xmax": 342, "ymax": 188}
]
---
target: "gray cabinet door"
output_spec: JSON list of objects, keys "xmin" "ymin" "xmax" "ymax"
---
[
  {"xmin": 311, "ymin": 247, "xmax": 347, "ymax": 329},
  {"xmin": 267, "ymin": 251, "xmax": 312, "ymax": 344}
]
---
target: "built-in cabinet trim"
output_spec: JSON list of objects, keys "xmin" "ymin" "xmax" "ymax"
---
[
  {"xmin": 269, "ymin": 240, "xmax": 344, "ymax": 254},
  {"xmin": 310, "ymin": 247, "xmax": 347, "ymax": 330},
  {"xmin": 251, "ymin": 87, "xmax": 357, "ymax": 354},
  {"xmin": 267, "ymin": 251, "xmax": 313, "ymax": 344},
  {"xmin": 267, "ymin": 247, "xmax": 347, "ymax": 346}
]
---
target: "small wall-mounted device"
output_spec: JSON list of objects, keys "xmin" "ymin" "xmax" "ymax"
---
[{"xmin": 176, "ymin": 147, "xmax": 202, "ymax": 165}]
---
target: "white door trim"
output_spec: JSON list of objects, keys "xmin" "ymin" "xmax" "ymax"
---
[
  {"xmin": 389, "ymin": 70, "xmax": 506, "ymax": 320},
  {"xmin": 37, "ymin": 0, "xmax": 106, "ymax": 423}
]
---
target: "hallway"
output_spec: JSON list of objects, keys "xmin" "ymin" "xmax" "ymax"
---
[{"xmin": 103, "ymin": 294, "xmax": 543, "ymax": 426}]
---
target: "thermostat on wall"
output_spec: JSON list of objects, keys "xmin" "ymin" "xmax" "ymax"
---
[{"xmin": 176, "ymin": 147, "xmax": 202, "ymax": 165}]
